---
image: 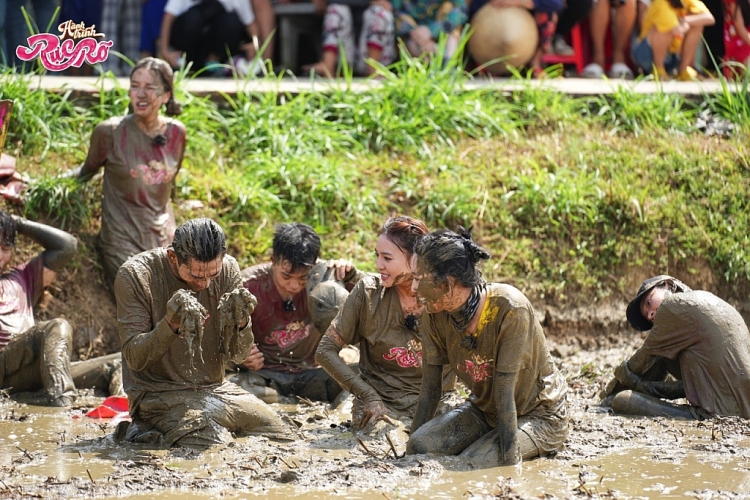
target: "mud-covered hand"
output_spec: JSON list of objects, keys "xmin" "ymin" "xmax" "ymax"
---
[
  {"xmin": 219, "ymin": 287, "xmax": 258, "ymax": 358},
  {"xmin": 166, "ymin": 289, "xmax": 207, "ymax": 334},
  {"xmin": 357, "ymin": 400, "xmax": 394, "ymax": 430},
  {"xmin": 614, "ymin": 360, "xmax": 669, "ymax": 399}
]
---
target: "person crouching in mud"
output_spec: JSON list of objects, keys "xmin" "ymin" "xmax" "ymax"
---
[
  {"xmin": 601, "ymin": 275, "xmax": 750, "ymax": 420},
  {"xmin": 114, "ymin": 218, "xmax": 295, "ymax": 448},
  {"xmin": 406, "ymin": 228, "xmax": 568, "ymax": 467}
]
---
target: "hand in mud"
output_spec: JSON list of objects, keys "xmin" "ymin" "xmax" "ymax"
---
[
  {"xmin": 242, "ymin": 344, "xmax": 265, "ymax": 371},
  {"xmin": 166, "ymin": 289, "xmax": 207, "ymax": 334},
  {"xmin": 614, "ymin": 360, "xmax": 669, "ymax": 399},
  {"xmin": 219, "ymin": 288, "xmax": 258, "ymax": 358},
  {"xmin": 357, "ymin": 400, "xmax": 394, "ymax": 429}
]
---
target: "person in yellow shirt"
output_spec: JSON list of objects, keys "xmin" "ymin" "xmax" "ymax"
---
[{"xmin": 630, "ymin": 0, "xmax": 714, "ymax": 80}]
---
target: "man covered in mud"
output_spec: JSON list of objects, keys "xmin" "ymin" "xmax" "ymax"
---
[
  {"xmin": 231, "ymin": 222, "xmax": 364, "ymax": 403},
  {"xmin": 0, "ymin": 210, "xmax": 123, "ymax": 406},
  {"xmin": 115, "ymin": 218, "xmax": 295, "ymax": 447},
  {"xmin": 602, "ymin": 275, "xmax": 750, "ymax": 419}
]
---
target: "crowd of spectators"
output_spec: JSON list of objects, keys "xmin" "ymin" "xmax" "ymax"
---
[{"xmin": 0, "ymin": 0, "xmax": 747, "ymax": 79}]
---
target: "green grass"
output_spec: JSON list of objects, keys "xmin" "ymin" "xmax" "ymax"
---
[{"xmin": 2, "ymin": 45, "xmax": 749, "ymax": 303}]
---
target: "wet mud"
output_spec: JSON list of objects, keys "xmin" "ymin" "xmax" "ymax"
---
[
  {"xmin": 169, "ymin": 289, "xmax": 207, "ymax": 367},
  {"xmin": 0, "ymin": 334, "xmax": 748, "ymax": 499}
]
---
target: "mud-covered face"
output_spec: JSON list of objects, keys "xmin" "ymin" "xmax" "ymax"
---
[
  {"xmin": 169, "ymin": 252, "xmax": 223, "ymax": 292},
  {"xmin": 375, "ymin": 234, "xmax": 412, "ymax": 289},
  {"xmin": 640, "ymin": 286, "xmax": 668, "ymax": 324},
  {"xmin": 271, "ymin": 258, "xmax": 310, "ymax": 301},
  {"xmin": 0, "ymin": 244, "xmax": 12, "ymax": 270},
  {"xmin": 129, "ymin": 68, "xmax": 169, "ymax": 119},
  {"xmin": 410, "ymin": 255, "xmax": 451, "ymax": 313}
]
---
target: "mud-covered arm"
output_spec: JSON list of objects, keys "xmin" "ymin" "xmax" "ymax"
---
[
  {"xmin": 316, "ymin": 329, "xmax": 381, "ymax": 403},
  {"xmin": 410, "ymin": 362, "xmax": 443, "ymax": 433},
  {"xmin": 115, "ymin": 269, "xmax": 178, "ymax": 372},
  {"xmin": 494, "ymin": 371, "xmax": 521, "ymax": 465},
  {"xmin": 615, "ymin": 350, "xmax": 685, "ymax": 399},
  {"xmin": 13, "ymin": 216, "xmax": 77, "ymax": 272},
  {"xmin": 68, "ymin": 121, "xmax": 111, "ymax": 181},
  {"xmin": 222, "ymin": 259, "xmax": 257, "ymax": 364}
]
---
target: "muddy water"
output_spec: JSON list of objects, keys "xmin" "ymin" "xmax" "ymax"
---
[{"xmin": 1, "ymin": 341, "xmax": 749, "ymax": 499}]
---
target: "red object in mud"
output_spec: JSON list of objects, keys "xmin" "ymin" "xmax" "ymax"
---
[{"xmin": 84, "ymin": 395, "xmax": 130, "ymax": 419}]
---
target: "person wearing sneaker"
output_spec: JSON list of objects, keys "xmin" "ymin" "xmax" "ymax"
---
[
  {"xmin": 630, "ymin": 0, "xmax": 714, "ymax": 80},
  {"xmin": 552, "ymin": 0, "xmax": 595, "ymax": 57},
  {"xmin": 580, "ymin": 0, "xmax": 637, "ymax": 78}
]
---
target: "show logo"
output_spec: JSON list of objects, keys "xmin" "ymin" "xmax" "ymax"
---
[{"xmin": 15, "ymin": 20, "xmax": 113, "ymax": 72}]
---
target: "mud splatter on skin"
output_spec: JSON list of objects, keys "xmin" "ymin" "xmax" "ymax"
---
[
  {"xmin": 169, "ymin": 289, "xmax": 207, "ymax": 369},
  {"xmin": 218, "ymin": 288, "xmax": 258, "ymax": 360}
]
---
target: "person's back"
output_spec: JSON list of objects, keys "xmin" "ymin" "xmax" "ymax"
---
[{"xmin": 643, "ymin": 289, "xmax": 750, "ymax": 418}]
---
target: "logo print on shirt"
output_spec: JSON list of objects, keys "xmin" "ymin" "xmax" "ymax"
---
[
  {"xmin": 130, "ymin": 160, "xmax": 177, "ymax": 186},
  {"xmin": 383, "ymin": 339, "xmax": 423, "ymax": 368},
  {"xmin": 459, "ymin": 354, "xmax": 493, "ymax": 382},
  {"xmin": 265, "ymin": 321, "xmax": 310, "ymax": 348}
]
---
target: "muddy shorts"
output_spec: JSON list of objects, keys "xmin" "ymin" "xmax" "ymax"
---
[
  {"xmin": 118, "ymin": 381, "xmax": 296, "ymax": 448},
  {"xmin": 408, "ymin": 399, "xmax": 568, "ymax": 467},
  {"xmin": 233, "ymin": 367, "xmax": 345, "ymax": 402},
  {"xmin": 0, "ymin": 319, "xmax": 75, "ymax": 400}
]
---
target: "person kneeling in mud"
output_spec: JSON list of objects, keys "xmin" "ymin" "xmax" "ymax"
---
[
  {"xmin": 316, "ymin": 216, "xmax": 454, "ymax": 432},
  {"xmin": 114, "ymin": 218, "xmax": 295, "ymax": 448},
  {"xmin": 601, "ymin": 275, "xmax": 750, "ymax": 420},
  {"xmin": 407, "ymin": 229, "xmax": 568, "ymax": 467},
  {"xmin": 230, "ymin": 223, "xmax": 365, "ymax": 404},
  {"xmin": 0, "ymin": 211, "xmax": 123, "ymax": 407}
]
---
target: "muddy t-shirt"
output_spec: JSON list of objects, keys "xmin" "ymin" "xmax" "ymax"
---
[
  {"xmin": 115, "ymin": 248, "xmax": 254, "ymax": 404},
  {"xmin": 422, "ymin": 283, "xmax": 567, "ymax": 427},
  {"xmin": 331, "ymin": 275, "xmax": 425, "ymax": 413},
  {"xmin": 242, "ymin": 263, "xmax": 319, "ymax": 372},
  {"xmin": 83, "ymin": 115, "xmax": 186, "ymax": 263},
  {"xmin": 0, "ymin": 255, "xmax": 44, "ymax": 348},
  {"xmin": 636, "ymin": 291, "xmax": 750, "ymax": 418}
]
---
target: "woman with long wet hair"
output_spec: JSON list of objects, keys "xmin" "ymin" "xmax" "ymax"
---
[
  {"xmin": 316, "ymin": 215, "xmax": 433, "ymax": 430},
  {"xmin": 407, "ymin": 228, "xmax": 568, "ymax": 467},
  {"xmin": 70, "ymin": 57, "xmax": 186, "ymax": 287}
]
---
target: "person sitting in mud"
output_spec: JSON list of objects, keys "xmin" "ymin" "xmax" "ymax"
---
[
  {"xmin": 231, "ymin": 222, "xmax": 365, "ymax": 404},
  {"xmin": 114, "ymin": 218, "xmax": 295, "ymax": 448},
  {"xmin": 316, "ymin": 216, "xmax": 451, "ymax": 431},
  {"xmin": 407, "ymin": 228, "xmax": 568, "ymax": 467},
  {"xmin": 601, "ymin": 275, "xmax": 750, "ymax": 420},
  {"xmin": 0, "ymin": 211, "xmax": 123, "ymax": 407}
]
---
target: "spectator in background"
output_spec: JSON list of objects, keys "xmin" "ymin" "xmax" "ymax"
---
[
  {"xmin": 100, "ymin": 0, "xmax": 142, "ymax": 76},
  {"xmin": 302, "ymin": 0, "xmax": 396, "ymax": 77},
  {"xmin": 391, "ymin": 0, "xmax": 468, "ymax": 61},
  {"xmin": 581, "ymin": 0, "xmax": 637, "ymax": 78},
  {"xmin": 140, "ymin": 0, "xmax": 168, "ymax": 58},
  {"xmin": 159, "ymin": 0, "xmax": 259, "ymax": 74},
  {"xmin": 631, "ymin": 0, "xmax": 714, "ymax": 79},
  {"xmin": 470, "ymin": 0, "xmax": 564, "ymax": 77},
  {"xmin": 723, "ymin": 0, "xmax": 750, "ymax": 72},
  {"xmin": 60, "ymin": 0, "xmax": 102, "ymax": 75},
  {"xmin": 250, "ymin": 0, "xmax": 275, "ymax": 64},
  {"xmin": 5, "ymin": 0, "xmax": 59, "ymax": 70},
  {"xmin": 552, "ymin": 0, "xmax": 595, "ymax": 57}
]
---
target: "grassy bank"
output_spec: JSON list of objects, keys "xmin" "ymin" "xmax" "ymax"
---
[{"xmin": 2, "ymin": 48, "xmax": 749, "ymax": 305}]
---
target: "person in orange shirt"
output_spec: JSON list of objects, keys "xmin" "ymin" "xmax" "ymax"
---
[{"xmin": 630, "ymin": 0, "xmax": 714, "ymax": 80}]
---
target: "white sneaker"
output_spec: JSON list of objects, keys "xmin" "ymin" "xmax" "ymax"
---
[
  {"xmin": 553, "ymin": 36, "xmax": 575, "ymax": 56},
  {"xmin": 233, "ymin": 57, "xmax": 264, "ymax": 77},
  {"xmin": 608, "ymin": 62, "xmax": 634, "ymax": 79}
]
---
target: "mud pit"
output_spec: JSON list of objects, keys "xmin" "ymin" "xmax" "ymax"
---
[{"xmin": 0, "ymin": 332, "xmax": 748, "ymax": 500}]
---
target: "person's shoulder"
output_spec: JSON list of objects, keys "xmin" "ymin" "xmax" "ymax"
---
[
  {"xmin": 121, "ymin": 248, "xmax": 164, "ymax": 274},
  {"xmin": 486, "ymin": 282, "xmax": 532, "ymax": 309},
  {"xmin": 351, "ymin": 273, "xmax": 382, "ymax": 297},
  {"xmin": 93, "ymin": 116, "xmax": 123, "ymax": 135},
  {"xmin": 165, "ymin": 117, "xmax": 187, "ymax": 135},
  {"xmin": 241, "ymin": 262, "xmax": 272, "ymax": 283}
]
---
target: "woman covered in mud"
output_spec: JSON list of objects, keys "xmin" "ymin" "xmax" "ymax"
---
[
  {"xmin": 315, "ymin": 216, "xmax": 431, "ymax": 429},
  {"xmin": 69, "ymin": 57, "xmax": 186, "ymax": 287},
  {"xmin": 407, "ymin": 228, "xmax": 568, "ymax": 467}
]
